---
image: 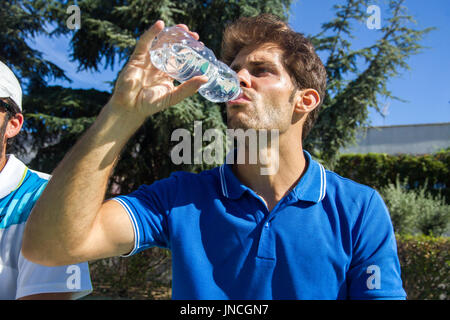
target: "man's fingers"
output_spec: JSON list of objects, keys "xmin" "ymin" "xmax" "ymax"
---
[
  {"xmin": 132, "ymin": 20, "xmax": 165, "ymax": 59},
  {"xmin": 175, "ymin": 24, "xmax": 200, "ymax": 40},
  {"xmin": 131, "ymin": 21, "xmax": 199, "ymax": 66},
  {"xmin": 169, "ymin": 76, "xmax": 209, "ymax": 106}
]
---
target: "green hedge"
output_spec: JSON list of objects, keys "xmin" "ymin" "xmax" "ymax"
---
[
  {"xmin": 396, "ymin": 234, "xmax": 449, "ymax": 300},
  {"xmin": 86, "ymin": 235, "xmax": 449, "ymax": 300},
  {"xmin": 334, "ymin": 150, "xmax": 449, "ymax": 203}
]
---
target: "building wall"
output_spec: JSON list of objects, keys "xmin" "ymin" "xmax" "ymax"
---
[{"xmin": 341, "ymin": 122, "xmax": 450, "ymax": 155}]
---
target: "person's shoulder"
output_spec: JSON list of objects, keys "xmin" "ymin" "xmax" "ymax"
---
[
  {"xmin": 19, "ymin": 168, "xmax": 50, "ymax": 197},
  {"xmin": 28, "ymin": 168, "xmax": 51, "ymax": 181},
  {"xmin": 322, "ymin": 170, "xmax": 389, "ymax": 230},
  {"xmin": 0, "ymin": 168, "xmax": 50, "ymax": 229},
  {"xmin": 324, "ymin": 169, "xmax": 378, "ymax": 205},
  {"xmin": 326, "ymin": 169, "xmax": 375, "ymax": 192},
  {"xmin": 132, "ymin": 166, "xmax": 221, "ymax": 196},
  {"xmin": 169, "ymin": 166, "xmax": 220, "ymax": 183}
]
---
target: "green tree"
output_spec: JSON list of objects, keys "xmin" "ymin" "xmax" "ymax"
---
[
  {"xmin": 0, "ymin": 1, "xmax": 67, "ymax": 85},
  {"xmin": 306, "ymin": 0, "xmax": 433, "ymax": 166},
  {"xmin": 23, "ymin": 85, "xmax": 110, "ymax": 173},
  {"xmin": 0, "ymin": 0, "xmax": 69, "ymax": 155}
]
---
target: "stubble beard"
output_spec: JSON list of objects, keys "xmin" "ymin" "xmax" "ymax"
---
[{"xmin": 227, "ymin": 95, "xmax": 292, "ymax": 132}]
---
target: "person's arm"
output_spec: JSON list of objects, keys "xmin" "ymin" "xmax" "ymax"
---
[
  {"xmin": 22, "ymin": 20, "xmax": 208, "ymax": 266},
  {"xmin": 347, "ymin": 190, "xmax": 406, "ymax": 299}
]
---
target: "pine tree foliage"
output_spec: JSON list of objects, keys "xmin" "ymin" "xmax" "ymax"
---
[
  {"xmin": 23, "ymin": 84, "xmax": 110, "ymax": 172},
  {"xmin": 33, "ymin": 0, "xmax": 292, "ymax": 71},
  {"xmin": 306, "ymin": 0, "xmax": 433, "ymax": 165},
  {"xmin": 1, "ymin": 0, "xmax": 71, "ymax": 156},
  {"xmin": 0, "ymin": 1, "xmax": 67, "ymax": 87}
]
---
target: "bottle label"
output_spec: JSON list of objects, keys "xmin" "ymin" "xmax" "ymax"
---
[{"xmin": 200, "ymin": 61, "xmax": 209, "ymax": 74}]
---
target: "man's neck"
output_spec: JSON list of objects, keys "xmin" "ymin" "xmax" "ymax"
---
[{"xmin": 232, "ymin": 134, "xmax": 307, "ymax": 212}]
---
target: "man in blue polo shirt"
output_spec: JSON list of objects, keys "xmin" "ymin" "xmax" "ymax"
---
[{"xmin": 23, "ymin": 15, "xmax": 406, "ymax": 299}]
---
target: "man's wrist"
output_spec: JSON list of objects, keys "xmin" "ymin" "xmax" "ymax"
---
[{"xmin": 99, "ymin": 102, "xmax": 146, "ymax": 137}]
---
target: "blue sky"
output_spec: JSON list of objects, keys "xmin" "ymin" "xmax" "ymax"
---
[{"xmin": 28, "ymin": 0, "xmax": 450, "ymax": 127}]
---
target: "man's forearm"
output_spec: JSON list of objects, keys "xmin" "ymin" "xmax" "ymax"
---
[
  {"xmin": 22, "ymin": 20, "xmax": 207, "ymax": 265},
  {"xmin": 22, "ymin": 104, "xmax": 143, "ymax": 264}
]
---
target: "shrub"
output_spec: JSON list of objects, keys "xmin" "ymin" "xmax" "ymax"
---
[
  {"xmin": 415, "ymin": 191, "xmax": 450, "ymax": 237},
  {"xmin": 87, "ymin": 247, "xmax": 172, "ymax": 299},
  {"xmin": 396, "ymin": 234, "xmax": 449, "ymax": 300},
  {"xmin": 335, "ymin": 151, "xmax": 449, "ymax": 203},
  {"xmin": 379, "ymin": 177, "xmax": 450, "ymax": 236},
  {"xmin": 379, "ymin": 177, "xmax": 419, "ymax": 234}
]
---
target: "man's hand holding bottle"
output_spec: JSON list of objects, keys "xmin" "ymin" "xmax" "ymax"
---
[{"xmin": 106, "ymin": 20, "xmax": 209, "ymax": 121}]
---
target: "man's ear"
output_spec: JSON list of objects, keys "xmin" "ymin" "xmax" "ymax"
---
[
  {"xmin": 5, "ymin": 113, "xmax": 24, "ymax": 139},
  {"xmin": 293, "ymin": 89, "xmax": 320, "ymax": 114}
]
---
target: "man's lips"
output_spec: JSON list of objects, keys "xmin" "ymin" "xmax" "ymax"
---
[{"xmin": 227, "ymin": 92, "xmax": 251, "ymax": 105}]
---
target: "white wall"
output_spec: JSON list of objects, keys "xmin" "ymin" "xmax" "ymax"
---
[{"xmin": 341, "ymin": 122, "xmax": 450, "ymax": 155}]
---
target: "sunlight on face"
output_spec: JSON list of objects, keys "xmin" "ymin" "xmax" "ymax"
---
[{"xmin": 226, "ymin": 43, "xmax": 296, "ymax": 133}]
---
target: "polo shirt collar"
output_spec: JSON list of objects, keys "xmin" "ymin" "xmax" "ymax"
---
[
  {"xmin": 0, "ymin": 154, "xmax": 28, "ymax": 199},
  {"xmin": 292, "ymin": 150, "xmax": 327, "ymax": 203},
  {"xmin": 218, "ymin": 150, "xmax": 327, "ymax": 203},
  {"xmin": 218, "ymin": 162, "xmax": 247, "ymax": 199}
]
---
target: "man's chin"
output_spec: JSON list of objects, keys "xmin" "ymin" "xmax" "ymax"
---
[
  {"xmin": 227, "ymin": 118, "xmax": 254, "ymax": 131},
  {"xmin": 227, "ymin": 115, "xmax": 275, "ymax": 131}
]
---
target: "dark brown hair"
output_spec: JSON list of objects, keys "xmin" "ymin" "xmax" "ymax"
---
[
  {"xmin": 0, "ymin": 97, "xmax": 20, "ymax": 119},
  {"xmin": 221, "ymin": 14, "xmax": 327, "ymax": 140}
]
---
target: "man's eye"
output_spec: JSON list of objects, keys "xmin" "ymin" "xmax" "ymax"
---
[{"xmin": 254, "ymin": 67, "xmax": 270, "ymax": 75}]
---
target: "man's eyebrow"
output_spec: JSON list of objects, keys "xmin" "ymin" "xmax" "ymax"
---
[
  {"xmin": 230, "ymin": 60, "xmax": 278, "ymax": 72},
  {"xmin": 230, "ymin": 63, "xmax": 242, "ymax": 72}
]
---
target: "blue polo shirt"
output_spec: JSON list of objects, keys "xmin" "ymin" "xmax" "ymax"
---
[{"xmin": 113, "ymin": 150, "xmax": 406, "ymax": 300}]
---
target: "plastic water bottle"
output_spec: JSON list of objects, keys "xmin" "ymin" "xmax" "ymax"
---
[{"xmin": 149, "ymin": 26, "xmax": 242, "ymax": 103}]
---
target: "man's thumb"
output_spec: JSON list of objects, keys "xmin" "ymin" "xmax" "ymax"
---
[{"xmin": 170, "ymin": 75, "xmax": 209, "ymax": 105}]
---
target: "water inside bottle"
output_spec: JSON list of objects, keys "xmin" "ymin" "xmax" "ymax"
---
[{"xmin": 150, "ymin": 44, "xmax": 241, "ymax": 102}]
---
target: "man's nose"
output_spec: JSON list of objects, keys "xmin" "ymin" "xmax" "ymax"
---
[{"xmin": 236, "ymin": 69, "xmax": 251, "ymax": 88}]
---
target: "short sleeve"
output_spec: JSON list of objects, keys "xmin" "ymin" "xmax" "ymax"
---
[
  {"xmin": 16, "ymin": 252, "xmax": 92, "ymax": 299},
  {"xmin": 111, "ymin": 173, "xmax": 180, "ymax": 256},
  {"xmin": 347, "ymin": 190, "xmax": 407, "ymax": 300}
]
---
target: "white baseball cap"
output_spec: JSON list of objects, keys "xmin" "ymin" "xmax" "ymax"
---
[{"xmin": 0, "ymin": 60, "xmax": 22, "ymax": 112}]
